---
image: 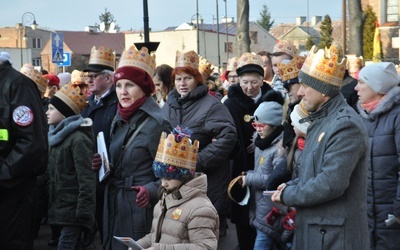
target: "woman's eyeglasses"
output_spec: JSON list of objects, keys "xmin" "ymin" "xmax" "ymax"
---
[{"xmin": 251, "ymin": 122, "xmax": 266, "ymax": 129}]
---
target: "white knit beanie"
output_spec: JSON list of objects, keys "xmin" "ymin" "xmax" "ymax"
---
[
  {"xmin": 253, "ymin": 101, "xmax": 283, "ymax": 126},
  {"xmin": 358, "ymin": 62, "xmax": 400, "ymax": 94},
  {"xmin": 0, "ymin": 52, "xmax": 13, "ymax": 65},
  {"xmin": 290, "ymin": 101, "xmax": 310, "ymax": 134}
]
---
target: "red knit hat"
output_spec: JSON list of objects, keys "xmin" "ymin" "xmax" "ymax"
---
[
  {"xmin": 43, "ymin": 74, "xmax": 60, "ymax": 86},
  {"xmin": 114, "ymin": 66, "xmax": 155, "ymax": 96}
]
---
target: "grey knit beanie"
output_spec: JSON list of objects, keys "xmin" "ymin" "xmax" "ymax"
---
[
  {"xmin": 358, "ymin": 62, "xmax": 400, "ymax": 94},
  {"xmin": 253, "ymin": 101, "xmax": 283, "ymax": 126}
]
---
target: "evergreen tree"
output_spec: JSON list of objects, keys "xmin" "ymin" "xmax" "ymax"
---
[
  {"xmin": 97, "ymin": 8, "xmax": 119, "ymax": 32},
  {"xmin": 306, "ymin": 36, "xmax": 315, "ymax": 50},
  {"xmin": 317, "ymin": 15, "xmax": 333, "ymax": 50},
  {"xmin": 363, "ymin": 5, "xmax": 377, "ymax": 61},
  {"xmin": 256, "ymin": 4, "xmax": 274, "ymax": 31}
]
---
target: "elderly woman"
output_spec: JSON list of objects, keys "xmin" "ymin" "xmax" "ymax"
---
[
  {"xmin": 355, "ymin": 62, "xmax": 400, "ymax": 250},
  {"xmin": 162, "ymin": 50, "xmax": 237, "ymax": 236},
  {"xmin": 93, "ymin": 45, "xmax": 170, "ymax": 250}
]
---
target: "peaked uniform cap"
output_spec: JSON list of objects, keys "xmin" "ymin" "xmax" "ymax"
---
[{"xmin": 236, "ymin": 52, "xmax": 264, "ymax": 76}]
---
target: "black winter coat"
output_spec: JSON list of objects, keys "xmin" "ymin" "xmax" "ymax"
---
[{"xmin": 162, "ymin": 84, "xmax": 237, "ymax": 217}]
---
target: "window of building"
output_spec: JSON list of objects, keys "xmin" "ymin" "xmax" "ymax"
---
[
  {"xmin": 32, "ymin": 38, "xmax": 42, "ymax": 49},
  {"xmin": 250, "ymin": 31, "xmax": 258, "ymax": 44},
  {"xmin": 225, "ymin": 42, "xmax": 233, "ymax": 53},
  {"xmin": 387, "ymin": 0, "xmax": 399, "ymax": 22},
  {"xmin": 32, "ymin": 58, "xmax": 41, "ymax": 67}
]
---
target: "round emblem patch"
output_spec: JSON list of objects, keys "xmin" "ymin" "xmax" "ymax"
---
[{"xmin": 13, "ymin": 106, "xmax": 34, "ymax": 126}]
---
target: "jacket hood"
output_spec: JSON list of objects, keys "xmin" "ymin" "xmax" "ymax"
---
[
  {"xmin": 358, "ymin": 86, "xmax": 400, "ymax": 120},
  {"xmin": 165, "ymin": 173, "xmax": 208, "ymax": 209}
]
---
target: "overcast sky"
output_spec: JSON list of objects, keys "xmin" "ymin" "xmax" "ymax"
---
[{"xmin": 2, "ymin": 0, "xmax": 342, "ymax": 32}]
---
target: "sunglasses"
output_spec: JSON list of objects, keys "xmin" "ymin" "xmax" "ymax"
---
[{"xmin": 251, "ymin": 122, "xmax": 266, "ymax": 129}]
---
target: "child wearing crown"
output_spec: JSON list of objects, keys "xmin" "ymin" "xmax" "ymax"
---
[
  {"xmin": 46, "ymin": 83, "xmax": 96, "ymax": 249},
  {"xmin": 136, "ymin": 127, "xmax": 219, "ymax": 249}
]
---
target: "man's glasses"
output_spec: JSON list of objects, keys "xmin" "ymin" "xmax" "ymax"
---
[
  {"xmin": 84, "ymin": 72, "xmax": 105, "ymax": 81},
  {"xmin": 251, "ymin": 122, "xmax": 266, "ymax": 129}
]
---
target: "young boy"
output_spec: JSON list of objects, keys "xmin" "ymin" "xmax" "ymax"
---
[
  {"xmin": 46, "ymin": 83, "xmax": 96, "ymax": 249},
  {"xmin": 136, "ymin": 127, "xmax": 219, "ymax": 249}
]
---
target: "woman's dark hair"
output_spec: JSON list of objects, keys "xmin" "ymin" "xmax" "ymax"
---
[{"xmin": 153, "ymin": 64, "xmax": 174, "ymax": 101}]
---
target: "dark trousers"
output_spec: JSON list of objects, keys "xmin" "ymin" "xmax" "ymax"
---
[
  {"xmin": 235, "ymin": 223, "xmax": 256, "ymax": 250},
  {"xmin": 58, "ymin": 226, "xmax": 83, "ymax": 250},
  {"xmin": 0, "ymin": 186, "xmax": 37, "ymax": 250}
]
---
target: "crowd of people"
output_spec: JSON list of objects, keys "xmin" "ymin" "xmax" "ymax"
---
[{"xmin": 1, "ymin": 38, "xmax": 400, "ymax": 250}]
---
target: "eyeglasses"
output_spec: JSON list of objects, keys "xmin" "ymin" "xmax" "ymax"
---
[
  {"xmin": 84, "ymin": 72, "xmax": 105, "ymax": 81},
  {"xmin": 251, "ymin": 122, "xmax": 266, "ymax": 129}
]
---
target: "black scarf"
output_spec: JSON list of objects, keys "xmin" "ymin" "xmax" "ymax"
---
[{"xmin": 254, "ymin": 125, "xmax": 283, "ymax": 150}]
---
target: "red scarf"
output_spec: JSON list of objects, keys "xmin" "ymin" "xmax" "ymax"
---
[
  {"xmin": 297, "ymin": 137, "xmax": 305, "ymax": 150},
  {"xmin": 117, "ymin": 96, "xmax": 147, "ymax": 122}
]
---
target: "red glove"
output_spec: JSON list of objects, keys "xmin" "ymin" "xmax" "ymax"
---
[
  {"xmin": 91, "ymin": 153, "xmax": 102, "ymax": 172},
  {"xmin": 266, "ymin": 207, "xmax": 281, "ymax": 226},
  {"xmin": 131, "ymin": 186, "xmax": 150, "ymax": 208},
  {"xmin": 282, "ymin": 209, "xmax": 296, "ymax": 231}
]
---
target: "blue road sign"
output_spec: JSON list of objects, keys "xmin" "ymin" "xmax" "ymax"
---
[
  {"xmin": 52, "ymin": 33, "xmax": 64, "ymax": 63},
  {"xmin": 58, "ymin": 52, "xmax": 71, "ymax": 67}
]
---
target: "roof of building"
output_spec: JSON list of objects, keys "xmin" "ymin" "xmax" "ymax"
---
[{"xmin": 54, "ymin": 30, "xmax": 125, "ymax": 54}]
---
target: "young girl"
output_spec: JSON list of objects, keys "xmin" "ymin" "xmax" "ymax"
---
[{"xmin": 136, "ymin": 127, "xmax": 219, "ymax": 250}]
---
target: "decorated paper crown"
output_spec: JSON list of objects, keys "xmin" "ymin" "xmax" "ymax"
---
[
  {"xmin": 71, "ymin": 70, "xmax": 85, "ymax": 85},
  {"xmin": 86, "ymin": 46, "xmax": 115, "ymax": 71},
  {"xmin": 199, "ymin": 56, "xmax": 214, "ymax": 79},
  {"xmin": 346, "ymin": 54, "xmax": 364, "ymax": 69},
  {"xmin": 278, "ymin": 55, "xmax": 306, "ymax": 82},
  {"xmin": 175, "ymin": 50, "xmax": 199, "ymax": 69},
  {"xmin": 236, "ymin": 52, "xmax": 264, "ymax": 76},
  {"xmin": 153, "ymin": 127, "xmax": 199, "ymax": 180},
  {"xmin": 300, "ymin": 45, "xmax": 347, "ymax": 94},
  {"xmin": 53, "ymin": 83, "xmax": 87, "ymax": 116},
  {"xmin": 226, "ymin": 57, "xmax": 239, "ymax": 72},
  {"xmin": 117, "ymin": 45, "xmax": 156, "ymax": 77},
  {"xmin": 20, "ymin": 63, "xmax": 47, "ymax": 93},
  {"xmin": 272, "ymin": 40, "xmax": 298, "ymax": 58}
]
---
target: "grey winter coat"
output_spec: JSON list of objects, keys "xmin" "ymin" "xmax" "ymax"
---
[
  {"xmin": 281, "ymin": 94, "xmax": 369, "ymax": 250},
  {"xmin": 47, "ymin": 116, "xmax": 96, "ymax": 230},
  {"xmin": 357, "ymin": 86, "xmax": 400, "ymax": 250},
  {"xmin": 137, "ymin": 173, "xmax": 219, "ymax": 249},
  {"xmin": 162, "ymin": 84, "xmax": 237, "ymax": 217},
  {"xmin": 103, "ymin": 97, "xmax": 171, "ymax": 250},
  {"xmin": 246, "ymin": 132, "xmax": 285, "ymax": 241}
]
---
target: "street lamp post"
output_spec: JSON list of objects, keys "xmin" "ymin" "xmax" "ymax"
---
[
  {"xmin": 216, "ymin": 0, "xmax": 221, "ymax": 70},
  {"xmin": 18, "ymin": 12, "xmax": 38, "ymax": 67}
]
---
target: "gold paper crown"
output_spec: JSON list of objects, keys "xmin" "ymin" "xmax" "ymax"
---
[
  {"xmin": 226, "ymin": 57, "xmax": 239, "ymax": 72},
  {"xmin": 54, "ymin": 83, "xmax": 87, "ymax": 114},
  {"xmin": 175, "ymin": 50, "xmax": 199, "ymax": 69},
  {"xmin": 277, "ymin": 55, "xmax": 306, "ymax": 82},
  {"xmin": 117, "ymin": 45, "xmax": 156, "ymax": 77},
  {"xmin": 199, "ymin": 56, "xmax": 214, "ymax": 79},
  {"xmin": 346, "ymin": 54, "xmax": 364, "ymax": 69},
  {"xmin": 273, "ymin": 40, "xmax": 298, "ymax": 58},
  {"xmin": 20, "ymin": 64, "xmax": 47, "ymax": 93},
  {"xmin": 88, "ymin": 46, "xmax": 115, "ymax": 71},
  {"xmin": 237, "ymin": 52, "xmax": 264, "ymax": 69},
  {"xmin": 301, "ymin": 45, "xmax": 347, "ymax": 87},
  {"xmin": 155, "ymin": 132, "xmax": 199, "ymax": 171},
  {"xmin": 71, "ymin": 70, "xmax": 85, "ymax": 85}
]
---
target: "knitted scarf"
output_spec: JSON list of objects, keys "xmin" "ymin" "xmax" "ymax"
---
[
  {"xmin": 117, "ymin": 96, "xmax": 147, "ymax": 122},
  {"xmin": 254, "ymin": 125, "xmax": 283, "ymax": 150},
  {"xmin": 48, "ymin": 115, "xmax": 83, "ymax": 146}
]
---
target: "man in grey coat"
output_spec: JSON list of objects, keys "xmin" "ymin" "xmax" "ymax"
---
[{"xmin": 272, "ymin": 45, "xmax": 369, "ymax": 249}]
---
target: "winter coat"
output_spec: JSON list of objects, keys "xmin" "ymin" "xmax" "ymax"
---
[
  {"xmin": 104, "ymin": 97, "xmax": 171, "ymax": 250},
  {"xmin": 137, "ymin": 173, "xmax": 219, "ymax": 249},
  {"xmin": 281, "ymin": 94, "xmax": 369, "ymax": 250},
  {"xmin": 81, "ymin": 86, "xmax": 118, "ymax": 150},
  {"xmin": 162, "ymin": 84, "xmax": 237, "ymax": 217},
  {"xmin": 357, "ymin": 86, "xmax": 400, "ymax": 250},
  {"xmin": 47, "ymin": 116, "xmax": 96, "ymax": 230},
  {"xmin": 246, "ymin": 132, "xmax": 285, "ymax": 242},
  {"xmin": 223, "ymin": 83, "xmax": 273, "ymax": 225},
  {"xmin": 0, "ymin": 63, "xmax": 48, "ymax": 190}
]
